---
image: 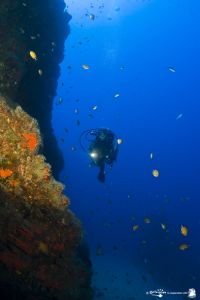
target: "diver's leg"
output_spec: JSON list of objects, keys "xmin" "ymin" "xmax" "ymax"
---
[{"xmin": 98, "ymin": 163, "xmax": 105, "ymax": 182}]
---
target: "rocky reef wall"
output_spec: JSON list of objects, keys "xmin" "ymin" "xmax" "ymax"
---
[
  {"xmin": 0, "ymin": 97, "xmax": 93, "ymax": 299},
  {"xmin": 0, "ymin": 1, "xmax": 93, "ymax": 299},
  {"xmin": 0, "ymin": 0, "xmax": 69, "ymax": 178}
]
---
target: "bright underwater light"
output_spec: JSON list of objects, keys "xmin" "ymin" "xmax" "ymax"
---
[{"xmin": 90, "ymin": 151, "xmax": 98, "ymax": 159}]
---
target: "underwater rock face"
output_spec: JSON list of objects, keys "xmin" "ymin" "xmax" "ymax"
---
[
  {"xmin": 0, "ymin": 2, "xmax": 94, "ymax": 298},
  {"xmin": 0, "ymin": 0, "xmax": 70, "ymax": 178},
  {"xmin": 0, "ymin": 97, "xmax": 93, "ymax": 299}
]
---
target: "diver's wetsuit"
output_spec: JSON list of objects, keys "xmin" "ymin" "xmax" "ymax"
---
[{"xmin": 89, "ymin": 129, "xmax": 118, "ymax": 182}]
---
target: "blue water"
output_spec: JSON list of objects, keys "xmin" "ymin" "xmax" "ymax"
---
[{"xmin": 52, "ymin": 1, "xmax": 200, "ymax": 299}]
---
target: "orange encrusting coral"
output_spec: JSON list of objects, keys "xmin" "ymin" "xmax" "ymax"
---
[
  {"xmin": 8, "ymin": 179, "xmax": 19, "ymax": 187},
  {"xmin": 0, "ymin": 169, "xmax": 13, "ymax": 178},
  {"xmin": 22, "ymin": 132, "xmax": 38, "ymax": 151},
  {"xmin": 61, "ymin": 196, "xmax": 70, "ymax": 206}
]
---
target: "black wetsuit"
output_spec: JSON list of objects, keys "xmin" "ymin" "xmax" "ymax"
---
[{"xmin": 89, "ymin": 129, "xmax": 118, "ymax": 182}]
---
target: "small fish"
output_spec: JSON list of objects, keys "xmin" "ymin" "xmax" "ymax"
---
[
  {"xmin": 169, "ymin": 67, "xmax": 176, "ymax": 73},
  {"xmin": 150, "ymin": 152, "xmax": 154, "ymax": 160},
  {"xmin": 20, "ymin": 27, "xmax": 25, "ymax": 34},
  {"xmin": 88, "ymin": 113, "xmax": 94, "ymax": 118},
  {"xmin": 179, "ymin": 243, "xmax": 190, "ymax": 251},
  {"xmin": 132, "ymin": 225, "xmax": 139, "ymax": 231},
  {"xmin": 117, "ymin": 138, "xmax": 123, "ymax": 145},
  {"xmin": 89, "ymin": 13, "xmax": 95, "ymax": 20},
  {"xmin": 38, "ymin": 242, "xmax": 48, "ymax": 254},
  {"xmin": 16, "ymin": 270, "xmax": 22, "ymax": 275},
  {"xmin": 29, "ymin": 50, "xmax": 37, "ymax": 61},
  {"xmin": 74, "ymin": 108, "xmax": 79, "ymax": 114},
  {"xmin": 152, "ymin": 169, "xmax": 159, "ymax": 177},
  {"xmin": 141, "ymin": 275, "xmax": 147, "ymax": 283},
  {"xmin": 144, "ymin": 257, "xmax": 148, "ymax": 264},
  {"xmin": 38, "ymin": 69, "xmax": 43, "ymax": 76},
  {"xmin": 57, "ymin": 97, "xmax": 63, "ymax": 105},
  {"xmin": 180, "ymin": 196, "xmax": 189, "ymax": 202},
  {"xmin": 144, "ymin": 217, "xmax": 151, "ymax": 224},
  {"xmin": 176, "ymin": 113, "xmax": 183, "ymax": 120},
  {"xmin": 161, "ymin": 223, "xmax": 167, "ymax": 230},
  {"xmin": 92, "ymin": 105, "xmax": 98, "ymax": 110},
  {"xmin": 76, "ymin": 120, "xmax": 80, "ymax": 126},
  {"xmin": 115, "ymin": 7, "xmax": 120, "ymax": 12},
  {"xmin": 181, "ymin": 225, "xmax": 188, "ymax": 236},
  {"xmin": 82, "ymin": 64, "xmax": 90, "ymax": 70},
  {"xmin": 96, "ymin": 246, "xmax": 103, "ymax": 256},
  {"xmin": 114, "ymin": 93, "xmax": 120, "ymax": 98},
  {"xmin": 141, "ymin": 240, "xmax": 147, "ymax": 244}
]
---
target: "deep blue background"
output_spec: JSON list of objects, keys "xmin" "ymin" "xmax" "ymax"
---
[{"xmin": 52, "ymin": 0, "xmax": 200, "ymax": 297}]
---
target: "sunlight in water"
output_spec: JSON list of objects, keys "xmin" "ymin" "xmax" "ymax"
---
[{"xmin": 65, "ymin": 0, "xmax": 150, "ymax": 26}]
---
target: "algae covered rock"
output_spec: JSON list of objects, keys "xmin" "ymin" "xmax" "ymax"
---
[
  {"xmin": 0, "ymin": 96, "xmax": 66, "ymax": 207},
  {"xmin": 0, "ymin": 98, "xmax": 93, "ymax": 300}
]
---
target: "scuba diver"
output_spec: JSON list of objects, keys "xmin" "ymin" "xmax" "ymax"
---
[{"xmin": 80, "ymin": 128, "xmax": 119, "ymax": 182}]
